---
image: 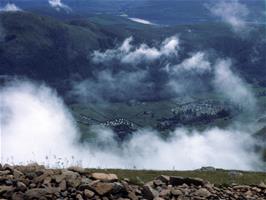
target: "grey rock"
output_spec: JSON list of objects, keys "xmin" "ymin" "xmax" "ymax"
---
[
  {"xmin": 17, "ymin": 181, "xmax": 27, "ymax": 192},
  {"xmin": 142, "ymin": 185, "xmax": 159, "ymax": 200},
  {"xmin": 90, "ymin": 182, "xmax": 114, "ymax": 196},
  {"xmin": 194, "ymin": 188, "xmax": 211, "ymax": 198},
  {"xmin": 91, "ymin": 172, "xmax": 118, "ymax": 182},
  {"xmin": 156, "ymin": 175, "xmax": 170, "ymax": 184},
  {"xmin": 169, "ymin": 176, "xmax": 185, "ymax": 186},
  {"xmin": 183, "ymin": 177, "xmax": 205, "ymax": 186},
  {"xmin": 84, "ymin": 189, "xmax": 95, "ymax": 198},
  {"xmin": 171, "ymin": 188, "xmax": 183, "ymax": 196}
]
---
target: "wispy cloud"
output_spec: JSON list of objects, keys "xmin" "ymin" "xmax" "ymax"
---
[
  {"xmin": 48, "ymin": 0, "xmax": 71, "ymax": 12},
  {"xmin": 71, "ymin": 70, "xmax": 148, "ymax": 102},
  {"xmin": 207, "ymin": 0, "xmax": 250, "ymax": 33},
  {"xmin": 84, "ymin": 35, "xmax": 256, "ymax": 103},
  {"xmin": 92, "ymin": 36, "xmax": 180, "ymax": 65},
  {"xmin": 213, "ymin": 59, "xmax": 256, "ymax": 110},
  {"xmin": 0, "ymin": 3, "xmax": 21, "ymax": 12},
  {"xmin": 167, "ymin": 52, "xmax": 211, "ymax": 74}
]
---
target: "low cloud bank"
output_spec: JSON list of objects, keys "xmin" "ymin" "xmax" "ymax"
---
[
  {"xmin": 1, "ymin": 80, "xmax": 264, "ymax": 170},
  {"xmin": 207, "ymin": 0, "xmax": 250, "ymax": 33},
  {"xmin": 0, "ymin": 81, "xmax": 81, "ymax": 167},
  {"xmin": 48, "ymin": 0, "xmax": 71, "ymax": 12},
  {"xmin": 0, "ymin": 3, "xmax": 21, "ymax": 12}
]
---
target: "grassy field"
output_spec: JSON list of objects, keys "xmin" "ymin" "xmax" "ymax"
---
[{"xmin": 85, "ymin": 168, "xmax": 266, "ymax": 186}]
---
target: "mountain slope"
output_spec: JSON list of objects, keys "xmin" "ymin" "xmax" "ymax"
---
[{"xmin": 0, "ymin": 12, "xmax": 265, "ymax": 92}]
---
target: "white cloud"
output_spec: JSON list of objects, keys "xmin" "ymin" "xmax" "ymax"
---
[
  {"xmin": 122, "ymin": 128, "xmax": 261, "ymax": 170},
  {"xmin": 170, "ymin": 52, "xmax": 211, "ymax": 74},
  {"xmin": 92, "ymin": 36, "xmax": 180, "ymax": 65},
  {"xmin": 213, "ymin": 59, "xmax": 256, "ymax": 110},
  {"xmin": 0, "ymin": 3, "xmax": 21, "ymax": 12},
  {"xmin": 1, "ymin": 80, "xmax": 263, "ymax": 170},
  {"xmin": 71, "ymin": 69, "xmax": 148, "ymax": 102},
  {"xmin": 48, "ymin": 0, "xmax": 71, "ymax": 12},
  {"xmin": 164, "ymin": 52, "xmax": 211, "ymax": 95},
  {"xmin": 0, "ymin": 81, "xmax": 81, "ymax": 167},
  {"xmin": 207, "ymin": 0, "xmax": 249, "ymax": 33}
]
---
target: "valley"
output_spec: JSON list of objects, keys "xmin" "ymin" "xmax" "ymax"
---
[{"xmin": 0, "ymin": 0, "xmax": 266, "ymax": 171}]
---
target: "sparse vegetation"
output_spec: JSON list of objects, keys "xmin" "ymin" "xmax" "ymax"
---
[{"xmin": 85, "ymin": 168, "xmax": 266, "ymax": 186}]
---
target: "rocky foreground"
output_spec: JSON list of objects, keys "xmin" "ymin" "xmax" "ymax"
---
[{"xmin": 0, "ymin": 164, "xmax": 266, "ymax": 200}]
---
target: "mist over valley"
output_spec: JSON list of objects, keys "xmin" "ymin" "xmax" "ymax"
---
[{"xmin": 0, "ymin": 0, "xmax": 266, "ymax": 172}]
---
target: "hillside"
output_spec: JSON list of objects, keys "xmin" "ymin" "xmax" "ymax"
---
[{"xmin": 0, "ymin": 12, "xmax": 265, "ymax": 94}]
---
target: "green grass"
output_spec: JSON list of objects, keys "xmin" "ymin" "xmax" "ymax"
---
[
  {"xmin": 70, "ymin": 86, "xmax": 266, "ymax": 139},
  {"xmin": 84, "ymin": 168, "xmax": 266, "ymax": 186}
]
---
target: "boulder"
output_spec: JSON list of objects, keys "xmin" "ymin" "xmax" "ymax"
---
[
  {"xmin": 68, "ymin": 166, "xmax": 86, "ymax": 174},
  {"xmin": 159, "ymin": 189, "xmax": 170, "ymax": 197},
  {"xmin": 15, "ymin": 163, "xmax": 44, "ymax": 174},
  {"xmin": 33, "ymin": 169, "xmax": 54, "ymax": 184},
  {"xmin": 194, "ymin": 188, "xmax": 211, "ymax": 198},
  {"xmin": 0, "ymin": 174, "xmax": 14, "ymax": 183},
  {"xmin": 61, "ymin": 170, "xmax": 81, "ymax": 188},
  {"xmin": 0, "ymin": 170, "xmax": 11, "ymax": 176},
  {"xmin": 170, "ymin": 176, "xmax": 206, "ymax": 187},
  {"xmin": 81, "ymin": 177, "xmax": 92, "ymax": 185},
  {"xmin": 12, "ymin": 191, "xmax": 25, "ymax": 200},
  {"xmin": 153, "ymin": 179, "xmax": 164, "ymax": 186},
  {"xmin": 154, "ymin": 198, "xmax": 165, "ymax": 200},
  {"xmin": 59, "ymin": 179, "xmax": 67, "ymax": 191},
  {"xmin": 112, "ymin": 182, "xmax": 126, "ymax": 194},
  {"xmin": 142, "ymin": 185, "xmax": 159, "ymax": 200},
  {"xmin": 233, "ymin": 185, "xmax": 251, "ymax": 191},
  {"xmin": 76, "ymin": 193, "xmax": 84, "ymax": 200},
  {"xmin": 128, "ymin": 191, "xmax": 138, "ymax": 200},
  {"xmin": 259, "ymin": 182, "xmax": 266, "ymax": 189},
  {"xmin": 90, "ymin": 182, "xmax": 114, "ymax": 196},
  {"xmin": 156, "ymin": 175, "xmax": 170, "ymax": 184},
  {"xmin": 17, "ymin": 181, "xmax": 27, "ymax": 192},
  {"xmin": 91, "ymin": 172, "xmax": 118, "ymax": 182},
  {"xmin": 84, "ymin": 189, "xmax": 95, "ymax": 198},
  {"xmin": 183, "ymin": 177, "xmax": 205, "ymax": 186},
  {"xmin": 13, "ymin": 169, "xmax": 24, "ymax": 179},
  {"xmin": 24, "ymin": 188, "xmax": 52, "ymax": 199},
  {"xmin": 3, "ymin": 164, "xmax": 14, "ymax": 171},
  {"xmin": 171, "ymin": 188, "xmax": 183, "ymax": 196},
  {"xmin": 169, "ymin": 176, "xmax": 185, "ymax": 186},
  {"xmin": 0, "ymin": 185, "xmax": 15, "ymax": 198}
]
